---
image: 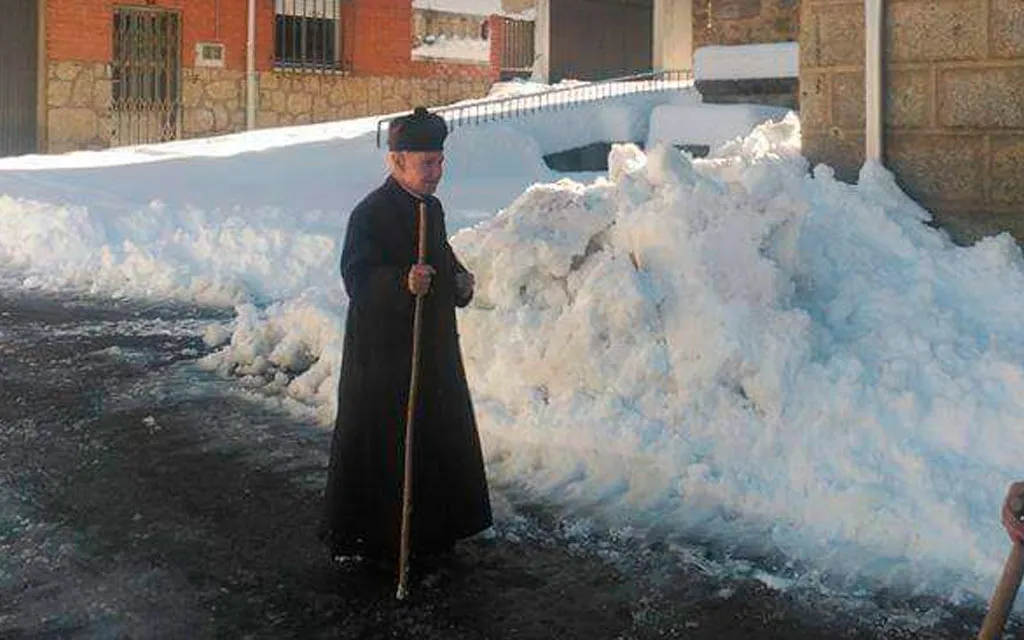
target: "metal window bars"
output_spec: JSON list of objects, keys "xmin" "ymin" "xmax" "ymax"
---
[
  {"xmin": 498, "ymin": 17, "xmax": 534, "ymax": 79},
  {"xmin": 274, "ymin": 0, "xmax": 344, "ymax": 72},
  {"xmin": 110, "ymin": 6, "xmax": 182, "ymax": 146},
  {"xmin": 375, "ymin": 68, "xmax": 693, "ymax": 148}
]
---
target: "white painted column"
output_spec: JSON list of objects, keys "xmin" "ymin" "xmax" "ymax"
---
[
  {"xmin": 865, "ymin": 0, "xmax": 883, "ymax": 162},
  {"xmin": 653, "ymin": 0, "xmax": 694, "ymax": 71},
  {"xmin": 246, "ymin": 0, "xmax": 257, "ymax": 131},
  {"xmin": 533, "ymin": 0, "xmax": 550, "ymax": 82}
]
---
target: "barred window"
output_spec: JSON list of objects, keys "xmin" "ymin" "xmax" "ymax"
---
[
  {"xmin": 112, "ymin": 8, "xmax": 180, "ymax": 104},
  {"xmin": 274, "ymin": 0, "xmax": 343, "ymax": 71}
]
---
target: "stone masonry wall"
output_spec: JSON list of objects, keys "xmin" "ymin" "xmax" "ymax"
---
[
  {"xmin": 801, "ymin": 0, "xmax": 1024, "ymax": 243},
  {"xmin": 46, "ymin": 62, "xmax": 110, "ymax": 154},
  {"xmin": 182, "ymin": 68, "xmax": 247, "ymax": 138},
  {"xmin": 693, "ymin": 0, "xmax": 799, "ymax": 50},
  {"xmin": 46, "ymin": 61, "xmax": 490, "ymax": 152},
  {"xmin": 255, "ymin": 72, "xmax": 490, "ymax": 129}
]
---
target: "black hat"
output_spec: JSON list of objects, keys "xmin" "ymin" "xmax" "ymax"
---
[{"xmin": 388, "ymin": 106, "xmax": 448, "ymax": 152}]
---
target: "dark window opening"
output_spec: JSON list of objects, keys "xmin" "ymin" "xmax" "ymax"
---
[{"xmin": 274, "ymin": 13, "xmax": 342, "ymax": 71}]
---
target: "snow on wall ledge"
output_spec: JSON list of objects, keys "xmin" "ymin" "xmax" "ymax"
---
[
  {"xmin": 647, "ymin": 103, "xmax": 792, "ymax": 149},
  {"xmin": 694, "ymin": 43, "xmax": 799, "ymax": 81}
]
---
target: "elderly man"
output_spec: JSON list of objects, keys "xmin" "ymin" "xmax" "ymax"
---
[{"xmin": 318, "ymin": 107, "xmax": 492, "ymax": 569}]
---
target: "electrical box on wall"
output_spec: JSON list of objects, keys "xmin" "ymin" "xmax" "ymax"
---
[{"xmin": 195, "ymin": 42, "xmax": 226, "ymax": 68}]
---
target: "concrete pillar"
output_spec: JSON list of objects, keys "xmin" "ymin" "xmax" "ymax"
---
[
  {"xmin": 533, "ymin": 0, "xmax": 550, "ymax": 81},
  {"xmin": 653, "ymin": 0, "xmax": 693, "ymax": 71}
]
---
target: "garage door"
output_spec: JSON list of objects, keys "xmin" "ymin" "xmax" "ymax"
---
[
  {"xmin": 0, "ymin": 0, "xmax": 39, "ymax": 157},
  {"xmin": 549, "ymin": 0, "xmax": 653, "ymax": 82}
]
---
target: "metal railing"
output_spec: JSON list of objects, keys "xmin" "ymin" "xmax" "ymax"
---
[{"xmin": 375, "ymin": 69, "xmax": 693, "ymax": 148}]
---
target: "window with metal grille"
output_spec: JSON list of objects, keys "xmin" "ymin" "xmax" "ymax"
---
[
  {"xmin": 110, "ymin": 6, "xmax": 181, "ymax": 145},
  {"xmin": 274, "ymin": 0, "xmax": 343, "ymax": 71},
  {"xmin": 112, "ymin": 8, "xmax": 180, "ymax": 104}
]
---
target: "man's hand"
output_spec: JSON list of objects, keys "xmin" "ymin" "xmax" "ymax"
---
[
  {"xmin": 1002, "ymin": 482, "xmax": 1024, "ymax": 544},
  {"xmin": 455, "ymin": 272, "xmax": 475, "ymax": 300},
  {"xmin": 407, "ymin": 264, "xmax": 435, "ymax": 296}
]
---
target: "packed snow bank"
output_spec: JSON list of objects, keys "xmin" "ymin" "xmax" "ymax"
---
[
  {"xmin": 0, "ymin": 116, "xmax": 542, "ymax": 302},
  {"xmin": 0, "ymin": 197, "xmax": 344, "ymax": 304},
  {"xmin": 0, "ymin": 117, "xmax": 383, "ymax": 171},
  {"xmin": 694, "ymin": 43, "xmax": 800, "ymax": 81},
  {"xmin": 0, "ymin": 90, "xmax": 695, "ymax": 304},
  {"xmin": 647, "ymin": 103, "xmax": 792, "ymax": 150}
]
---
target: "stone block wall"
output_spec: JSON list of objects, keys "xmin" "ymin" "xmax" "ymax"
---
[
  {"xmin": 46, "ymin": 62, "xmax": 110, "ymax": 154},
  {"xmin": 45, "ymin": 61, "xmax": 490, "ymax": 151},
  {"xmin": 694, "ymin": 0, "xmax": 799, "ymax": 49},
  {"xmin": 801, "ymin": 0, "xmax": 1024, "ymax": 243},
  {"xmin": 254, "ymin": 72, "xmax": 490, "ymax": 129}
]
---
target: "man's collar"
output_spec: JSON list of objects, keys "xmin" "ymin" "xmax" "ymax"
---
[{"xmin": 387, "ymin": 175, "xmax": 430, "ymax": 203}]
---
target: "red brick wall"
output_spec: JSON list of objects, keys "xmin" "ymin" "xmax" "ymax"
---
[
  {"xmin": 488, "ymin": 14, "xmax": 504, "ymax": 74},
  {"xmin": 48, "ymin": 0, "xmax": 253, "ymax": 70},
  {"xmin": 349, "ymin": 0, "xmax": 495, "ymax": 79},
  {"xmin": 48, "ymin": 0, "xmax": 495, "ymax": 79}
]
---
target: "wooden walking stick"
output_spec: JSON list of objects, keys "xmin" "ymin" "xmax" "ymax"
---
[
  {"xmin": 396, "ymin": 200, "xmax": 429, "ymax": 601},
  {"xmin": 979, "ymin": 496, "xmax": 1024, "ymax": 639}
]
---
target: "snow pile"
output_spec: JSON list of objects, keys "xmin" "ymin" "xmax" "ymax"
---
[
  {"xmin": 0, "ymin": 199, "xmax": 341, "ymax": 305},
  {"xmin": 213, "ymin": 114, "xmax": 1024, "ymax": 600},
  {"xmin": 413, "ymin": 36, "xmax": 490, "ymax": 63},
  {"xmin": 200, "ymin": 289, "xmax": 344, "ymax": 423},
  {"xmin": 449, "ymin": 116, "xmax": 1024, "ymax": 599},
  {"xmin": 694, "ymin": 43, "xmax": 800, "ymax": 81}
]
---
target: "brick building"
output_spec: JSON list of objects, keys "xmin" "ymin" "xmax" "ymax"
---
[{"xmin": 0, "ymin": 0, "xmax": 501, "ymax": 156}]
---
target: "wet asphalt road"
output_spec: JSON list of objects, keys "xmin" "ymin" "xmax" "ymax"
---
[{"xmin": 0, "ymin": 289, "xmax": 1010, "ymax": 639}]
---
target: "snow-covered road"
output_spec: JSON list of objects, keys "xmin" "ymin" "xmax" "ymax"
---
[{"xmin": 0, "ymin": 290, "xmax": 990, "ymax": 639}]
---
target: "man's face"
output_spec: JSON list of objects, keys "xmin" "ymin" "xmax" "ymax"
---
[{"xmin": 394, "ymin": 151, "xmax": 444, "ymax": 196}]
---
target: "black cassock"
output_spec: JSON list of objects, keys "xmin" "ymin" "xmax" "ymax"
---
[{"xmin": 319, "ymin": 176, "xmax": 492, "ymax": 561}]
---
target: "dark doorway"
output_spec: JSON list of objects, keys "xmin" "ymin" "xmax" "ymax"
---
[
  {"xmin": 549, "ymin": 0, "xmax": 653, "ymax": 82},
  {"xmin": 0, "ymin": 0, "xmax": 40, "ymax": 157}
]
